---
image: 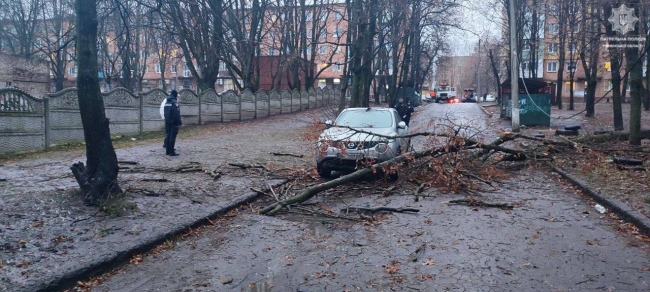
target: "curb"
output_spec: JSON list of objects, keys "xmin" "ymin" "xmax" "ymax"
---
[
  {"xmin": 551, "ymin": 166, "xmax": 650, "ymax": 237},
  {"xmin": 478, "ymin": 104, "xmax": 496, "ymax": 117},
  {"xmin": 31, "ymin": 179, "xmax": 287, "ymax": 292}
]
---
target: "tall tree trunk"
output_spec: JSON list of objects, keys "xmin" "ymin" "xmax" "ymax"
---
[
  {"xmin": 626, "ymin": 0, "xmax": 643, "ymax": 145},
  {"xmin": 621, "ymin": 75, "xmax": 628, "ymax": 103},
  {"xmin": 602, "ymin": 0, "xmax": 622, "ymax": 130},
  {"xmin": 610, "ymin": 52, "xmax": 624, "ymax": 130},
  {"xmin": 646, "ymin": 35, "xmax": 650, "ymax": 111},
  {"xmin": 71, "ymin": 0, "xmax": 121, "ymax": 204},
  {"xmin": 489, "ymin": 49, "xmax": 502, "ymax": 105}
]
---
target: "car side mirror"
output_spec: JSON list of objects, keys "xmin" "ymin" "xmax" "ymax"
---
[
  {"xmin": 325, "ymin": 120, "xmax": 333, "ymax": 128},
  {"xmin": 397, "ymin": 121, "xmax": 407, "ymax": 129}
]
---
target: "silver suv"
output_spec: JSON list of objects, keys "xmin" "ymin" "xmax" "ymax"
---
[{"xmin": 316, "ymin": 107, "xmax": 410, "ymax": 177}]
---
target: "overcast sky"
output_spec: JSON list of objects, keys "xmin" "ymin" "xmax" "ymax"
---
[{"xmin": 451, "ymin": 0, "xmax": 503, "ymax": 56}]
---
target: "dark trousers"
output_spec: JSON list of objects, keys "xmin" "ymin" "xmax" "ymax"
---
[{"xmin": 165, "ymin": 124, "xmax": 178, "ymax": 154}]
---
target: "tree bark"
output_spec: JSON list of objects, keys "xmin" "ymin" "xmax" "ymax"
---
[{"xmin": 73, "ymin": 0, "xmax": 121, "ymax": 204}]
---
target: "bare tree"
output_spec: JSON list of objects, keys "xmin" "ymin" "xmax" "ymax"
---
[
  {"xmin": 71, "ymin": 0, "xmax": 121, "ymax": 204},
  {"xmin": 34, "ymin": 0, "xmax": 76, "ymax": 92},
  {"xmin": 160, "ymin": 0, "xmax": 224, "ymax": 91},
  {"xmin": 0, "ymin": 0, "xmax": 41, "ymax": 57},
  {"xmin": 625, "ymin": 0, "xmax": 644, "ymax": 145},
  {"xmin": 604, "ymin": 3, "xmax": 625, "ymax": 131},
  {"xmin": 578, "ymin": 0, "xmax": 602, "ymax": 117}
]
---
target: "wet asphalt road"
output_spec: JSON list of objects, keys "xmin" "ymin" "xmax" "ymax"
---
[{"xmin": 91, "ymin": 103, "xmax": 650, "ymax": 292}]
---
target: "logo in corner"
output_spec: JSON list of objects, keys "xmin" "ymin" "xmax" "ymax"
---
[{"xmin": 608, "ymin": 4, "xmax": 639, "ymax": 35}]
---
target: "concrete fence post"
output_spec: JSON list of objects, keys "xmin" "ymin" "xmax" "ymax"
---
[
  {"xmin": 44, "ymin": 97, "xmax": 50, "ymax": 149},
  {"xmin": 138, "ymin": 93, "xmax": 144, "ymax": 135},
  {"xmin": 238, "ymin": 92, "xmax": 242, "ymax": 121},
  {"xmin": 254, "ymin": 91, "xmax": 258, "ymax": 119},
  {"xmin": 220, "ymin": 91, "xmax": 224, "ymax": 122},
  {"xmin": 198, "ymin": 91, "xmax": 203, "ymax": 125}
]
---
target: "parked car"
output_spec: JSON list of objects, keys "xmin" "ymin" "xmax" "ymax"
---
[
  {"xmin": 462, "ymin": 95, "xmax": 477, "ymax": 103},
  {"xmin": 484, "ymin": 94, "xmax": 496, "ymax": 102},
  {"xmin": 316, "ymin": 107, "xmax": 410, "ymax": 178}
]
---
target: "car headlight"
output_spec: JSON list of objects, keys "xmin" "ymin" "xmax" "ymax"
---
[{"xmin": 376, "ymin": 142, "xmax": 388, "ymax": 153}]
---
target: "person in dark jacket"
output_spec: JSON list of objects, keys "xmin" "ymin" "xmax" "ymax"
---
[
  {"xmin": 403, "ymin": 101, "xmax": 414, "ymax": 126},
  {"xmin": 394, "ymin": 98, "xmax": 407, "ymax": 117},
  {"xmin": 394, "ymin": 98, "xmax": 414, "ymax": 126},
  {"xmin": 164, "ymin": 90, "xmax": 182, "ymax": 156}
]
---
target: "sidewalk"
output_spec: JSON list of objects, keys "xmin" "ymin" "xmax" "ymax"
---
[
  {"xmin": 481, "ymin": 101, "xmax": 650, "ymax": 234},
  {"xmin": 0, "ymin": 111, "xmax": 317, "ymax": 292}
]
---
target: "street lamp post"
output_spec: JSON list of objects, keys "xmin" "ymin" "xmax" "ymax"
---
[{"xmin": 509, "ymin": 0, "xmax": 520, "ymax": 131}]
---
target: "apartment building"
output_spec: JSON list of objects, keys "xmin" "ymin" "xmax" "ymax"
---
[{"xmin": 0, "ymin": 52, "xmax": 50, "ymax": 97}]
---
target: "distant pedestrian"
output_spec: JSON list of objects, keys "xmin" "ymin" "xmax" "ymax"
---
[
  {"xmin": 404, "ymin": 101, "xmax": 414, "ymax": 126},
  {"xmin": 160, "ymin": 96, "xmax": 167, "ymax": 148},
  {"xmin": 164, "ymin": 90, "xmax": 182, "ymax": 156},
  {"xmin": 394, "ymin": 98, "xmax": 414, "ymax": 126}
]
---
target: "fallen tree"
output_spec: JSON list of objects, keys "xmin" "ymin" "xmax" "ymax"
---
[{"xmin": 260, "ymin": 132, "xmax": 537, "ymax": 215}]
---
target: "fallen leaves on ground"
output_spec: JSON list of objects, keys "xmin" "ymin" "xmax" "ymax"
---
[{"xmin": 383, "ymin": 260, "xmax": 400, "ymax": 274}]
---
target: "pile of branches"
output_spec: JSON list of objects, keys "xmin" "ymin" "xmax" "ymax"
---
[{"xmin": 259, "ymin": 129, "xmax": 569, "ymax": 215}]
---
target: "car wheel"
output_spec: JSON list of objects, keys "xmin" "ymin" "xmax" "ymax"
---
[{"xmin": 317, "ymin": 163, "xmax": 332, "ymax": 178}]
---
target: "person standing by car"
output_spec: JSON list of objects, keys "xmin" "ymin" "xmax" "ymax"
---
[
  {"xmin": 394, "ymin": 97, "xmax": 407, "ymax": 121},
  {"xmin": 404, "ymin": 101, "xmax": 414, "ymax": 125},
  {"xmin": 394, "ymin": 98, "xmax": 414, "ymax": 126},
  {"xmin": 164, "ymin": 90, "xmax": 182, "ymax": 156}
]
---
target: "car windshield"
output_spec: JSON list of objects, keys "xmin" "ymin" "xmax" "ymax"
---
[{"xmin": 335, "ymin": 110, "xmax": 393, "ymax": 128}]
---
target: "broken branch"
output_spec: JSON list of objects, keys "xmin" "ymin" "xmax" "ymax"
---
[
  {"xmin": 445, "ymin": 198, "xmax": 513, "ymax": 209},
  {"xmin": 342, "ymin": 206, "xmax": 420, "ymax": 213},
  {"xmin": 270, "ymin": 152, "xmax": 304, "ymax": 158}
]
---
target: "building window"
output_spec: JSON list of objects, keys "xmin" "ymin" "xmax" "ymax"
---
[
  {"xmin": 219, "ymin": 62, "xmax": 226, "ymax": 71},
  {"xmin": 333, "ymin": 63, "xmax": 342, "ymax": 72},
  {"xmin": 69, "ymin": 66, "xmax": 77, "ymax": 75},
  {"xmin": 155, "ymin": 64, "xmax": 161, "ymax": 73},
  {"xmin": 333, "ymin": 27, "xmax": 343, "ymax": 38},
  {"xmin": 604, "ymin": 80, "xmax": 612, "ymax": 91},
  {"xmin": 548, "ymin": 23, "xmax": 559, "ymax": 34},
  {"xmin": 547, "ymin": 61, "xmax": 558, "ymax": 72},
  {"xmin": 569, "ymin": 42, "xmax": 577, "ymax": 53},
  {"xmin": 268, "ymin": 47, "xmax": 276, "ymax": 56},
  {"xmin": 522, "ymin": 43, "xmax": 531, "ymax": 51},
  {"xmin": 548, "ymin": 42, "xmax": 558, "ymax": 53},
  {"xmin": 566, "ymin": 60, "xmax": 577, "ymax": 72},
  {"xmin": 318, "ymin": 44, "xmax": 327, "ymax": 55},
  {"xmin": 564, "ymin": 82, "xmax": 574, "ymax": 92},
  {"xmin": 183, "ymin": 79, "xmax": 191, "ymax": 89},
  {"xmin": 171, "ymin": 65, "xmax": 177, "ymax": 74},
  {"xmin": 319, "ymin": 29, "xmax": 327, "ymax": 40},
  {"xmin": 334, "ymin": 9, "xmax": 343, "ymax": 20},
  {"xmin": 269, "ymin": 31, "xmax": 276, "ymax": 40},
  {"xmin": 183, "ymin": 64, "xmax": 191, "ymax": 77},
  {"xmin": 305, "ymin": 11, "xmax": 313, "ymax": 21},
  {"xmin": 319, "ymin": 11, "xmax": 328, "ymax": 22}
]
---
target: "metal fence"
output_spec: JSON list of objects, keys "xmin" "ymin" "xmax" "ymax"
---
[{"xmin": 0, "ymin": 87, "xmax": 337, "ymax": 154}]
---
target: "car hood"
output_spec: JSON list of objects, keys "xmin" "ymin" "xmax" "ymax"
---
[{"xmin": 320, "ymin": 127, "xmax": 396, "ymax": 142}]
